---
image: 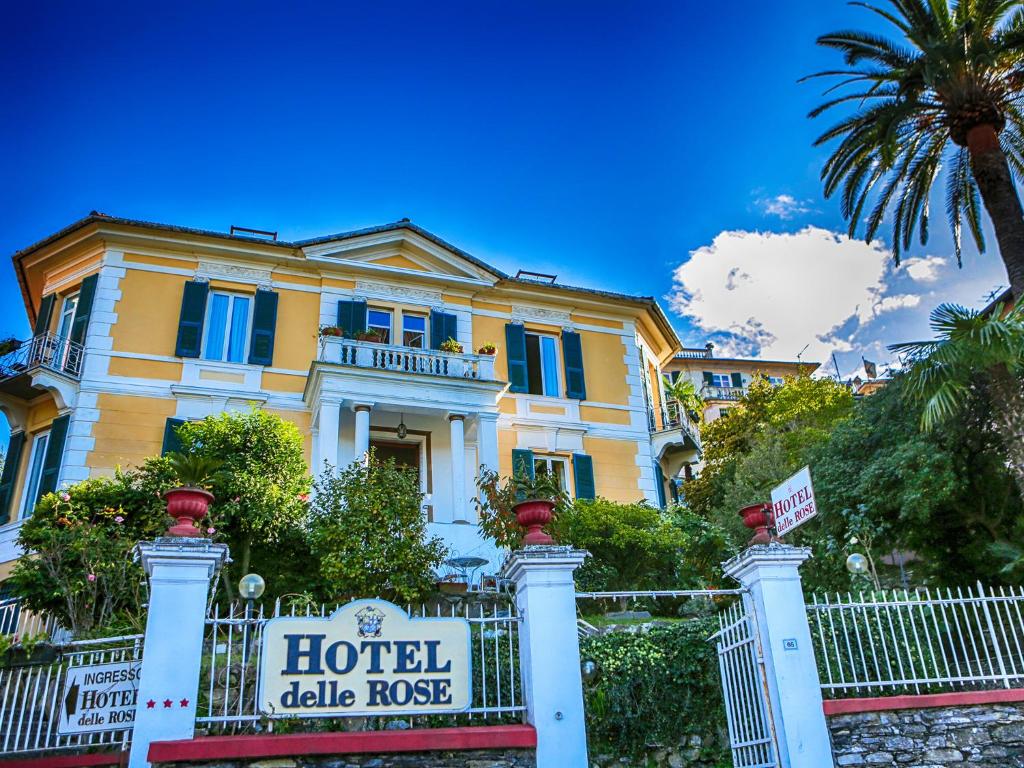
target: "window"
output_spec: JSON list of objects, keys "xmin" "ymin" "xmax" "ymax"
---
[
  {"xmin": 533, "ymin": 455, "xmax": 568, "ymax": 492},
  {"xmin": 525, "ymin": 333, "xmax": 560, "ymax": 397},
  {"xmin": 668, "ymin": 370, "xmax": 682, "ymax": 383},
  {"xmin": 402, "ymin": 314, "xmax": 426, "ymax": 348},
  {"xmin": 203, "ymin": 292, "xmax": 252, "ymax": 363},
  {"xmin": 767, "ymin": 376, "xmax": 784, "ymax": 386},
  {"xmin": 20, "ymin": 431, "xmax": 49, "ymax": 519},
  {"xmin": 710, "ymin": 373, "xmax": 733, "ymax": 388},
  {"xmin": 367, "ymin": 309, "xmax": 393, "ymax": 344},
  {"xmin": 56, "ymin": 294, "xmax": 79, "ymax": 339}
]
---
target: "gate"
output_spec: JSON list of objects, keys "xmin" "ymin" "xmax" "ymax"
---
[{"xmin": 711, "ymin": 600, "xmax": 779, "ymax": 768}]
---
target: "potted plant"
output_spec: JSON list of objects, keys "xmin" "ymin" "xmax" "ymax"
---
[
  {"xmin": 511, "ymin": 469, "xmax": 565, "ymax": 545},
  {"xmin": 354, "ymin": 329, "xmax": 385, "ymax": 343},
  {"xmin": 319, "ymin": 325, "xmax": 343, "ymax": 338},
  {"xmin": 164, "ymin": 452, "xmax": 224, "ymax": 537},
  {"xmin": 477, "ymin": 342, "xmax": 497, "ymax": 355},
  {"xmin": 439, "ymin": 337, "xmax": 464, "ymax": 354},
  {"xmin": 0, "ymin": 337, "xmax": 20, "ymax": 356}
]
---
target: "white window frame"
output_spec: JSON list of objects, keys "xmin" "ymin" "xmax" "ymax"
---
[
  {"xmin": 19, "ymin": 430, "xmax": 50, "ymax": 519},
  {"xmin": 401, "ymin": 313, "xmax": 427, "ymax": 349},
  {"xmin": 767, "ymin": 375, "xmax": 784, "ymax": 386},
  {"xmin": 56, "ymin": 293, "xmax": 79, "ymax": 339},
  {"xmin": 710, "ymin": 373, "xmax": 733, "ymax": 388},
  {"xmin": 201, "ymin": 291, "xmax": 254, "ymax": 364},
  {"xmin": 533, "ymin": 455, "xmax": 569, "ymax": 494},
  {"xmin": 367, "ymin": 308, "xmax": 393, "ymax": 344},
  {"xmin": 525, "ymin": 332, "xmax": 562, "ymax": 397}
]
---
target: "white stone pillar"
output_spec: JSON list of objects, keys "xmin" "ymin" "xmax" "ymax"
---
[
  {"xmin": 723, "ymin": 544, "xmax": 834, "ymax": 768},
  {"xmin": 448, "ymin": 413, "xmax": 467, "ymax": 521},
  {"xmin": 314, "ymin": 400, "xmax": 341, "ymax": 475},
  {"xmin": 501, "ymin": 546, "xmax": 589, "ymax": 768},
  {"xmin": 129, "ymin": 539, "xmax": 228, "ymax": 768},
  {"xmin": 477, "ymin": 413, "xmax": 499, "ymax": 476},
  {"xmin": 353, "ymin": 403, "xmax": 372, "ymax": 460}
]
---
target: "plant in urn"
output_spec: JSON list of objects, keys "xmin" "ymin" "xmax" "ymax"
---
[
  {"xmin": 164, "ymin": 452, "xmax": 223, "ymax": 537},
  {"xmin": 739, "ymin": 502, "xmax": 774, "ymax": 546},
  {"xmin": 511, "ymin": 460, "xmax": 565, "ymax": 546}
]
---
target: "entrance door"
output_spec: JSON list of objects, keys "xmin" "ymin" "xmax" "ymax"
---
[{"xmin": 371, "ymin": 440, "xmax": 420, "ymax": 479}]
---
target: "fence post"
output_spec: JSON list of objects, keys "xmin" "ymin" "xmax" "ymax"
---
[
  {"xmin": 128, "ymin": 538, "xmax": 228, "ymax": 768},
  {"xmin": 723, "ymin": 543, "xmax": 834, "ymax": 768},
  {"xmin": 501, "ymin": 545, "xmax": 589, "ymax": 768}
]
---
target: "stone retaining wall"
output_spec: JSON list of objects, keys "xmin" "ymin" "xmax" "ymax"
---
[
  {"xmin": 154, "ymin": 753, "xmax": 534, "ymax": 768},
  {"xmin": 828, "ymin": 702, "xmax": 1024, "ymax": 766}
]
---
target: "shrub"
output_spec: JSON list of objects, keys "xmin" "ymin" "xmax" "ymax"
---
[
  {"xmin": 473, "ymin": 465, "xmax": 568, "ymax": 549},
  {"xmin": 307, "ymin": 452, "xmax": 448, "ymax": 603},
  {"xmin": 581, "ymin": 618, "xmax": 728, "ymax": 762},
  {"xmin": 9, "ymin": 472, "xmax": 169, "ymax": 634}
]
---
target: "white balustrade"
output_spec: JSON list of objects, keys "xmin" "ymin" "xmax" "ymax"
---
[{"xmin": 319, "ymin": 337, "xmax": 496, "ymax": 381}]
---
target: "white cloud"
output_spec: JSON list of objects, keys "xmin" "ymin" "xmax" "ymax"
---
[
  {"xmin": 756, "ymin": 193, "xmax": 811, "ymax": 220},
  {"xmin": 902, "ymin": 255, "xmax": 946, "ymax": 283},
  {"xmin": 667, "ymin": 226, "xmax": 924, "ymax": 364}
]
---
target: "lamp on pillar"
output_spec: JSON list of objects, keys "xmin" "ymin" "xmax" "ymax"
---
[{"xmin": 739, "ymin": 502, "xmax": 775, "ymax": 546}]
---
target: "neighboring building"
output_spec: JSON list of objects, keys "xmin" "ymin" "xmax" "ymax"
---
[{"xmin": 0, "ymin": 214, "xmax": 698, "ymax": 580}]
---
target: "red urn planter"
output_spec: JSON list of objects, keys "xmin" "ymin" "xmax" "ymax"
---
[
  {"xmin": 514, "ymin": 499, "xmax": 556, "ymax": 546},
  {"xmin": 739, "ymin": 502, "xmax": 774, "ymax": 546},
  {"xmin": 164, "ymin": 487, "xmax": 214, "ymax": 537}
]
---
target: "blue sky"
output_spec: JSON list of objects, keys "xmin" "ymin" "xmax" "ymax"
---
[{"xmin": 0, "ymin": 1, "xmax": 1010, "ymax": 417}]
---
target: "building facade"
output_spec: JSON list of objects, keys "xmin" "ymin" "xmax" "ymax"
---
[{"xmin": 0, "ymin": 214, "xmax": 698, "ymax": 579}]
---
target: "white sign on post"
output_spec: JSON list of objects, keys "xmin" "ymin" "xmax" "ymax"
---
[
  {"xmin": 58, "ymin": 661, "xmax": 141, "ymax": 734},
  {"xmin": 771, "ymin": 465, "xmax": 818, "ymax": 537}
]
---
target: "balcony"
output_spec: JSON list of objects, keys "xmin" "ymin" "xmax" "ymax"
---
[
  {"xmin": 319, "ymin": 336, "xmax": 497, "ymax": 382},
  {"xmin": 701, "ymin": 385, "xmax": 747, "ymax": 401},
  {"xmin": 0, "ymin": 333, "xmax": 84, "ymax": 401}
]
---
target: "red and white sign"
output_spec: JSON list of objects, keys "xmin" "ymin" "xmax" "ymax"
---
[{"xmin": 771, "ymin": 466, "xmax": 817, "ymax": 537}]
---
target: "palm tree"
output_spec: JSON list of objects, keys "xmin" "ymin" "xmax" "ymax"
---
[
  {"xmin": 662, "ymin": 376, "xmax": 705, "ymax": 423},
  {"xmin": 891, "ymin": 300, "xmax": 1024, "ymax": 494},
  {"xmin": 808, "ymin": 0, "xmax": 1024, "ymax": 297}
]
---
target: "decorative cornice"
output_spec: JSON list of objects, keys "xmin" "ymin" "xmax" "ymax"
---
[
  {"xmin": 511, "ymin": 305, "xmax": 572, "ymax": 326},
  {"xmin": 355, "ymin": 280, "xmax": 443, "ymax": 306},
  {"xmin": 197, "ymin": 260, "xmax": 273, "ymax": 288}
]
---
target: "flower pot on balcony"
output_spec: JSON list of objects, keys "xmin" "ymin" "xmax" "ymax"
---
[
  {"xmin": 164, "ymin": 487, "xmax": 214, "ymax": 537},
  {"xmin": 514, "ymin": 499, "xmax": 556, "ymax": 545},
  {"xmin": 477, "ymin": 345, "xmax": 497, "ymax": 355}
]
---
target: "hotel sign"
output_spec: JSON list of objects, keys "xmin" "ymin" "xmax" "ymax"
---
[
  {"xmin": 771, "ymin": 465, "xmax": 818, "ymax": 537},
  {"xmin": 257, "ymin": 600, "xmax": 471, "ymax": 718}
]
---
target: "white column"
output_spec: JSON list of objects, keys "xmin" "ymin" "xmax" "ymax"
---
[
  {"xmin": 723, "ymin": 544, "xmax": 834, "ymax": 768},
  {"xmin": 477, "ymin": 413, "xmax": 499, "ymax": 476},
  {"xmin": 353, "ymin": 403, "xmax": 372, "ymax": 460},
  {"xmin": 129, "ymin": 539, "xmax": 228, "ymax": 768},
  {"xmin": 449, "ymin": 413, "xmax": 467, "ymax": 521},
  {"xmin": 501, "ymin": 547, "xmax": 589, "ymax": 768},
  {"xmin": 315, "ymin": 400, "xmax": 341, "ymax": 475}
]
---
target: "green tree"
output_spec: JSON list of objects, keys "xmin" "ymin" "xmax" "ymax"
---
[
  {"xmin": 892, "ymin": 301, "xmax": 1024, "ymax": 495},
  {"xmin": 170, "ymin": 408, "xmax": 311, "ymax": 597},
  {"xmin": 661, "ymin": 375, "xmax": 705, "ymax": 421},
  {"xmin": 808, "ymin": 0, "xmax": 1024, "ymax": 295},
  {"xmin": 307, "ymin": 452, "xmax": 448, "ymax": 604}
]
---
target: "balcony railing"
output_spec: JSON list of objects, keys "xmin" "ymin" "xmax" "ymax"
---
[
  {"xmin": 650, "ymin": 399, "xmax": 701, "ymax": 448},
  {"xmin": 320, "ymin": 337, "xmax": 497, "ymax": 381},
  {"xmin": 701, "ymin": 385, "xmax": 747, "ymax": 401},
  {"xmin": 0, "ymin": 333, "xmax": 84, "ymax": 381}
]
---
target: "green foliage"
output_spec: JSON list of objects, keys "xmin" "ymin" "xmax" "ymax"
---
[
  {"xmin": 581, "ymin": 618, "xmax": 728, "ymax": 763},
  {"xmin": 473, "ymin": 463, "xmax": 568, "ymax": 550},
  {"xmin": 551, "ymin": 499, "xmax": 731, "ymax": 592},
  {"xmin": 307, "ymin": 452, "xmax": 448, "ymax": 604},
  {"xmin": 9, "ymin": 472, "xmax": 169, "ymax": 634},
  {"xmin": 662, "ymin": 375, "xmax": 704, "ymax": 420},
  {"xmin": 165, "ymin": 452, "xmax": 224, "ymax": 488},
  {"xmin": 807, "ymin": 0, "xmax": 1024, "ymax": 265}
]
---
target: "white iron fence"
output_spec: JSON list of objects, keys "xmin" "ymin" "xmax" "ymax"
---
[
  {"xmin": 0, "ymin": 598, "xmax": 73, "ymax": 646},
  {"xmin": 0, "ymin": 634, "xmax": 142, "ymax": 755},
  {"xmin": 198, "ymin": 598, "xmax": 523, "ymax": 734},
  {"xmin": 808, "ymin": 584, "xmax": 1024, "ymax": 698}
]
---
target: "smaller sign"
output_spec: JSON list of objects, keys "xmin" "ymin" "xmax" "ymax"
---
[
  {"xmin": 782, "ymin": 638, "xmax": 798, "ymax": 652},
  {"xmin": 58, "ymin": 661, "xmax": 141, "ymax": 734},
  {"xmin": 771, "ymin": 465, "xmax": 818, "ymax": 537}
]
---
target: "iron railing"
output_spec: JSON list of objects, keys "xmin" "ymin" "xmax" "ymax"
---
[
  {"xmin": 198, "ymin": 598, "xmax": 523, "ymax": 734},
  {"xmin": 655, "ymin": 400, "xmax": 701, "ymax": 447},
  {"xmin": 701, "ymin": 385, "xmax": 747, "ymax": 401},
  {"xmin": 0, "ymin": 333, "xmax": 85, "ymax": 380},
  {"xmin": 0, "ymin": 635, "xmax": 142, "ymax": 755},
  {"xmin": 0, "ymin": 599, "xmax": 72, "ymax": 646},
  {"xmin": 319, "ymin": 337, "xmax": 497, "ymax": 381},
  {"xmin": 808, "ymin": 584, "xmax": 1024, "ymax": 698}
]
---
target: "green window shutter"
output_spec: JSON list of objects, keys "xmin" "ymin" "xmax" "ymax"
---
[
  {"xmin": 512, "ymin": 448, "xmax": 535, "ymax": 501},
  {"xmin": 175, "ymin": 281, "xmax": 210, "ymax": 358},
  {"xmin": 247, "ymin": 289, "xmax": 279, "ymax": 366},
  {"xmin": 562, "ymin": 330, "xmax": 587, "ymax": 400},
  {"xmin": 573, "ymin": 453, "xmax": 596, "ymax": 500},
  {"xmin": 654, "ymin": 463, "xmax": 667, "ymax": 509},
  {"xmin": 505, "ymin": 323, "xmax": 528, "ymax": 393},
  {"xmin": 702, "ymin": 371, "xmax": 713, "ymax": 386},
  {"xmin": 337, "ymin": 299, "xmax": 367, "ymax": 337},
  {"xmin": 68, "ymin": 274, "xmax": 98, "ymax": 347},
  {"xmin": 162, "ymin": 418, "xmax": 187, "ymax": 456},
  {"xmin": 37, "ymin": 415, "xmax": 70, "ymax": 505},
  {"xmin": 730, "ymin": 372, "xmax": 743, "ymax": 388},
  {"xmin": 430, "ymin": 311, "xmax": 458, "ymax": 350},
  {"xmin": 0, "ymin": 432, "xmax": 26, "ymax": 522},
  {"xmin": 34, "ymin": 295, "xmax": 55, "ymax": 336}
]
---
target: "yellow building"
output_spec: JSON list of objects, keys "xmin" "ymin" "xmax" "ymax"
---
[{"xmin": 0, "ymin": 214, "xmax": 698, "ymax": 577}]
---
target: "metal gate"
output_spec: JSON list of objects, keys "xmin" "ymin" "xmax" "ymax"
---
[{"xmin": 712, "ymin": 600, "xmax": 779, "ymax": 768}]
